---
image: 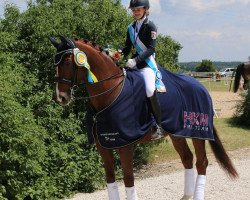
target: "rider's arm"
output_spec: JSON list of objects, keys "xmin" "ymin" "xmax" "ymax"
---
[
  {"xmin": 134, "ymin": 22, "xmax": 157, "ymax": 64},
  {"xmin": 122, "ymin": 29, "xmax": 132, "ymax": 57}
]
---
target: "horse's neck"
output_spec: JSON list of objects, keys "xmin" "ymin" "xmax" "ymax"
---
[{"xmin": 77, "ymin": 42, "xmax": 123, "ymax": 111}]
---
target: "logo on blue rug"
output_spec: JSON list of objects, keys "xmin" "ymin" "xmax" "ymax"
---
[
  {"xmin": 100, "ymin": 132, "xmax": 120, "ymax": 142},
  {"xmin": 183, "ymin": 111, "xmax": 209, "ymax": 132}
]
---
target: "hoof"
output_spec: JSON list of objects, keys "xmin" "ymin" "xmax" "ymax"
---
[{"xmin": 180, "ymin": 195, "xmax": 193, "ymax": 200}]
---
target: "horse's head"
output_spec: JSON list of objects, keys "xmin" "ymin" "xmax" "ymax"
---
[
  {"xmin": 49, "ymin": 35, "xmax": 123, "ymax": 108},
  {"xmin": 48, "ymin": 35, "xmax": 79, "ymax": 105}
]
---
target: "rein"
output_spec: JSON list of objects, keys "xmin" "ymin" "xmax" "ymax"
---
[
  {"xmin": 74, "ymin": 77, "xmax": 125, "ymax": 100},
  {"xmin": 72, "ymin": 70, "xmax": 125, "ymax": 100}
]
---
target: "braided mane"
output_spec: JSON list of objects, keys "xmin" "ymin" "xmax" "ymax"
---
[
  {"xmin": 75, "ymin": 38, "xmax": 104, "ymax": 52},
  {"xmin": 74, "ymin": 38, "xmax": 121, "ymax": 66}
]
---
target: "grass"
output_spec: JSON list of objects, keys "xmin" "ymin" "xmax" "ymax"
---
[
  {"xmin": 148, "ymin": 118, "xmax": 250, "ymax": 164},
  {"xmin": 196, "ymin": 78, "xmax": 234, "ymax": 92}
]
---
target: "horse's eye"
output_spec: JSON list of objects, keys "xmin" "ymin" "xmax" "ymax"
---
[
  {"xmin": 54, "ymin": 52, "xmax": 70, "ymax": 65},
  {"xmin": 63, "ymin": 57, "xmax": 72, "ymax": 64}
]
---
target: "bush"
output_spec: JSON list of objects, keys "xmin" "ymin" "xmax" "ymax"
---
[
  {"xmin": 0, "ymin": 52, "xmax": 105, "ymax": 199},
  {"xmin": 233, "ymin": 91, "xmax": 250, "ymax": 128}
]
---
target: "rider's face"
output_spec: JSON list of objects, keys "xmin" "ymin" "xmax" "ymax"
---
[{"xmin": 131, "ymin": 7, "xmax": 145, "ymax": 20}]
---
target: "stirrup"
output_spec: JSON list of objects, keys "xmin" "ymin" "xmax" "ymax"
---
[
  {"xmin": 151, "ymin": 124, "xmax": 164, "ymax": 141},
  {"xmin": 156, "ymin": 80, "xmax": 166, "ymax": 93}
]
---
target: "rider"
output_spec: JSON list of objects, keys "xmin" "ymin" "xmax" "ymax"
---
[{"xmin": 122, "ymin": 0, "xmax": 166, "ymax": 140}]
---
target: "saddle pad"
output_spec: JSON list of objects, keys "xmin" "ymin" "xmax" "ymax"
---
[{"xmin": 159, "ymin": 67, "xmax": 214, "ymax": 140}]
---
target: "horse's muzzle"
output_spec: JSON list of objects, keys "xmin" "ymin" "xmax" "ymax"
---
[{"xmin": 55, "ymin": 91, "xmax": 71, "ymax": 106}]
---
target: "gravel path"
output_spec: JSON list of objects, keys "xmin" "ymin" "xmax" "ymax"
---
[{"xmin": 65, "ymin": 148, "xmax": 250, "ymax": 200}]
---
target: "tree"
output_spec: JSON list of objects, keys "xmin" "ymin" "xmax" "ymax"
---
[
  {"xmin": 0, "ymin": 0, "xmax": 182, "ymax": 198},
  {"xmin": 156, "ymin": 34, "xmax": 182, "ymax": 72},
  {"xmin": 196, "ymin": 59, "xmax": 216, "ymax": 72}
]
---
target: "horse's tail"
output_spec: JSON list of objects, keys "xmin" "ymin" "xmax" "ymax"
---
[
  {"xmin": 209, "ymin": 126, "xmax": 238, "ymax": 178},
  {"xmin": 233, "ymin": 63, "xmax": 244, "ymax": 93}
]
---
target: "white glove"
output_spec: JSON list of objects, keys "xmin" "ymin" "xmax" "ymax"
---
[{"xmin": 126, "ymin": 59, "xmax": 136, "ymax": 68}]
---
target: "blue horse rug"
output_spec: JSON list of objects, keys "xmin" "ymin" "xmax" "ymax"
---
[{"xmin": 86, "ymin": 66, "xmax": 214, "ymax": 149}]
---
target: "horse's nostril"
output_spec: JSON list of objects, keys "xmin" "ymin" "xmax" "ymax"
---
[
  {"xmin": 61, "ymin": 96, "xmax": 66, "ymax": 102},
  {"xmin": 59, "ymin": 95, "xmax": 66, "ymax": 102}
]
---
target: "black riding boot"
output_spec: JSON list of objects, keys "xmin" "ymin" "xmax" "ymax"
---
[{"xmin": 149, "ymin": 91, "xmax": 164, "ymax": 140}]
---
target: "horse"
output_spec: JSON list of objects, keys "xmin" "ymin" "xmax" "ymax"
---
[
  {"xmin": 48, "ymin": 35, "xmax": 238, "ymax": 200},
  {"xmin": 232, "ymin": 62, "xmax": 250, "ymax": 93}
]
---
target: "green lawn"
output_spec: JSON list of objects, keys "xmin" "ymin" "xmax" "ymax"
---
[
  {"xmin": 197, "ymin": 78, "xmax": 234, "ymax": 92},
  {"xmin": 148, "ymin": 118, "xmax": 250, "ymax": 164}
]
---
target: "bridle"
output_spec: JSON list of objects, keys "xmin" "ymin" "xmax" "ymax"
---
[{"xmin": 54, "ymin": 48, "xmax": 125, "ymax": 100}]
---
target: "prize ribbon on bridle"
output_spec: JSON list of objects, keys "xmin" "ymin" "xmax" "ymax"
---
[{"xmin": 73, "ymin": 48, "xmax": 98, "ymax": 83}]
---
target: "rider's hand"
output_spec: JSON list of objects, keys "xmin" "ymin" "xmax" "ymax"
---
[{"xmin": 126, "ymin": 59, "xmax": 136, "ymax": 68}]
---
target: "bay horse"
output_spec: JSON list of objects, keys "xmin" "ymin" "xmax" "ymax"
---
[
  {"xmin": 232, "ymin": 62, "xmax": 250, "ymax": 93},
  {"xmin": 49, "ymin": 35, "xmax": 238, "ymax": 200}
]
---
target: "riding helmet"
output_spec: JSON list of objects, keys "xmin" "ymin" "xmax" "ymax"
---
[{"xmin": 129, "ymin": 0, "xmax": 150, "ymax": 9}]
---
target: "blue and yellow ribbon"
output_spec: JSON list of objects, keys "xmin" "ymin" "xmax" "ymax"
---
[{"xmin": 73, "ymin": 48, "xmax": 98, "ymax": 83}]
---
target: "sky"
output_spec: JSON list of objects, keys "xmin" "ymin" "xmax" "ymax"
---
[{"xmin": 1, "ymin": 0, "xmax": 250, "ymax": 62}]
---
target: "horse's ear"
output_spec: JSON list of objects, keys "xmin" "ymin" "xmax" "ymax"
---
[
  {"xmin": 58, "ymin": 34, "xmax": 75, "ymax": 48},
  {"xmin": 58, "ymin": 34, "xmax": 68, "ymax": 44},
  {"xmin": 48, "ymin": 35, "xmax": 60, "ymax": 49}
]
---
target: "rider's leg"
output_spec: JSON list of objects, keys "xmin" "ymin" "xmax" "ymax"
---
[
  {"xmin": 139, "ymin": 67, "xmax": 163, "ymax": 139},
  {"xmin": 149, "ymin": 90, "xmax": 161, "ymax": 125},
  {"xmin": 149, "ymin": 90, "xmax": 164, "ymax": 139}
]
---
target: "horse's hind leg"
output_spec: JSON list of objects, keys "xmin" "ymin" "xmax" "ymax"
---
[
  {"xmin": 95, "ymin": 142, "xmax": 120, "ymax": 200},
  {"xmin": 192, "ymin": 139, "xmax": 208, "ymax": 200},
  {"xmin": 118, "ymin": 145, "xmax": 138, "ymax": 200},
  {"xmin": 171, "ymin": 136, "xmax": 195, "ymax": 200}
]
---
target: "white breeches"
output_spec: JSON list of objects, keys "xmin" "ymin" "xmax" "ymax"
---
[{"xmin": 139, "ymin": 67, "xmax": 156, "ymax": 97}]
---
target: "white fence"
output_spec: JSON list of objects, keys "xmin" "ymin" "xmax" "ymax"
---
[{"xmin": 188, "ymin": 71, "xmax": 234, "ymax": 78}]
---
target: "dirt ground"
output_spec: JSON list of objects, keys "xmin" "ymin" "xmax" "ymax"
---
[{"xmin": 209, "ymin": 91, "xmax": 243, "ymax": 118}]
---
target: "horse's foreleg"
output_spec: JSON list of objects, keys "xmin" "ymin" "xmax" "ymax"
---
[
  {"xmin": 192, "ymin": 139, "xmax": 208, "ymax": 200},
  {"xmin": 95, "ymin": 142, "xmax": 120, "ymax": 200},
  {"xmin": 118, "ymin": 145, "xmax": 138, "ymax": 200},
  {"xmin": 171, "ymin": 137, "xmax": 195, "ymax": 200}
]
